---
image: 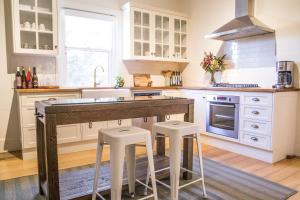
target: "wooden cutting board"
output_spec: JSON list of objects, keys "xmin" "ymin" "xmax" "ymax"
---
[{"xmin": 133, "ymin": 74, "xmax": 151, "ymax": 87}]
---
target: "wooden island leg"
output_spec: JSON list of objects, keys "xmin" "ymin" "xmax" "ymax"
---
[
  {"xmin": 183, "ymin": 104, "xmax": 194, "ymax": 180},
  {"xmin": 156, "ymin": 115, "xmax": 166, "ymax": 156},
  {"xmin": 45, "ymin": 114, "xmax": 60, "ymax": 200},
  {"xmin": 36, "ymin": 117, "xmax": 46, "ymax": 195}
]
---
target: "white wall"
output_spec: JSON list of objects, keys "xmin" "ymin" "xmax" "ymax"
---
[
  {"xmin": 181, "ymin": 0, "xmax": 300, "ymax": 155},
  {"xmin": 0, "ymin": 0, "xmax": 21, "ymax": 152}
]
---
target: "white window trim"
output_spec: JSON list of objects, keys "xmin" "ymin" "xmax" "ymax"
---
[{"xmin": 57, "ymin": 2, "xmax": 121, "ymax": 87}]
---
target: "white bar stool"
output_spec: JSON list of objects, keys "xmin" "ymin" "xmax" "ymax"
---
[
  {"xmin": 92, "ymin": 126, "xmax": 158, "ymax": 200},
  {"xmin": 145, "ymin": 121, "xmax": 207, "ymax": 200}
]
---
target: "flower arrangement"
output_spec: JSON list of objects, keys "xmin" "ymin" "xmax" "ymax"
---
[{"xmin": 200, "ymin": 52, "xmax": 226, "ymax": 84}]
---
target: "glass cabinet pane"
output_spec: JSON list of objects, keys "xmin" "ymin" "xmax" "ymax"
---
[
  {"xmin": 163, "ymin": 45, "xmax": 169, "ymax": 58},
  {"xmin": 174, "ymin": 19, "xmax": 180, "ymax": 32},
  {"xmin": 155, "ymin": 44, "xmax": 162, "ymax": 57},
  {"xmin": 134, "ymin": 26, "xmax": 141, "ymax": 40},
  {"xmin": 163, "ymin": 17, "xmax": 169, "ymax": 30},
  {"xmin": 39, "ymin": 33, "xmax": 53, "ymax": 50},
  {"xmin": 163, "ymin": 31, "xmax": 169, "ymax": 45},
  {"xmin": 155, "ymin": 15, "xmax": 162, "ymax": 29},
  {"xmin": 143, "ymin": 28, "xmax": 149, "ymax": 41},
  {"xmin": 19, "ymin": 0, "xmax": 35, "ymax": 9},
  {"xmin": 134, "ymin": 42, "xmax": 142, "ymax": 56},
  {"xmin": 134, "ymin": 11, "xmax": 141, "ymax": 26},
  {"xmin": 155, "ymin": 30, "xmax": 162, "ymax": 43},
  {"xmin": 142, "ymin": 13, "xmax": 149, "ymax": 27},
  {"xmin": 21, "ymin": 32, "xmax": 36, "ymax": 49},
  {"xmin": 181, "ymin": 20, "xmax": 187, "ymax": 33},
  {"xmin": 143, "ymin": 43, "xmax": 150, "ymax": 56},
  {"xmin": 19, "ymin": 11, "xmax": 35, "ymax": 30},
  {"xmin": 37, "ymin": 0, "xmax": 53, "ymax": 12}
]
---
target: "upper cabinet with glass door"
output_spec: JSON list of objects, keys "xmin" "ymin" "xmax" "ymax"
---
[
  {"xmin": 122, "ymin": 2, "xmax": 189, "ymax": 63},
  {"xmin": 10, "ymin": 0, "xmax": 58, "ymax": 55}
]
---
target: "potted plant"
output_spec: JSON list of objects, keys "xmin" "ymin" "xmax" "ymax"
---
[
  {"xmin": 200, "ymin": 52, "xmax": 226, "ymax": 84},
  {"xmin": 114, "ymin": 76, "xmax": 125, "ymax": 88}
]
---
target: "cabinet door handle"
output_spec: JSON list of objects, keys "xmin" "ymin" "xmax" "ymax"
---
[
  {"xmin": 251, "ymin": 111, "xmax": 260, "ymax": 115},
  {"xmin": 118, "ymin": 120, "xmax": 122, "ymax": 126},
  {"xmin": 89, "ymin": 122, "xmax": 93, "ymax": 129},
  {"xmin": 252, "ymin": 98, "xmax": 260, "ymax": 102},
  {"xmin": 251, "ymin": 137, "xmax": 258, "ymax": 142},
  {"xmin": 251, "ymin": 124, "xmax": 259, "ymax": 129},
  {"xmin": 144, "ymin": 117, "xmax": 148, "ymax": 123},
  {"xmin": 166, "ymin": 115, "xmax": 170, "ymax": 120}
]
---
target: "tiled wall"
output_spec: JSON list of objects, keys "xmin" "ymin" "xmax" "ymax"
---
[{"xmin": 220, "ymin": 34, "xmax": 277, "ymax": 87}]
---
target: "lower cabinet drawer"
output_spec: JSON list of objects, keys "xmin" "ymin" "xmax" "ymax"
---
[
  {"xmin": 107, "ymin": 119, "xmax": 132, "ymax": 128},
  {"xmin": 240, "ymin": 132, "xmax": 271, "ymax": 150},
  {"xmin": 23, "ymin": 124, "xmax": 81, "ymax": 148},
  {"xmin": 241, "ymin": 105, "xmax": 272, "ymax": 121},
  {"xmin": 240, "ymin": 119, "xmax": 272, "ymax": 136}
]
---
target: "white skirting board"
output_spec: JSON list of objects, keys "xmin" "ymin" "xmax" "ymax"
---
[{"xmin": 201, "ymin": 134, "xmax": 276, "ymax": 163}]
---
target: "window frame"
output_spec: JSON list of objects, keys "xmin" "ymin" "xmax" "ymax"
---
[{"xmin": 58, "ymin": 5, "xmax": 120, "ymax": 87}]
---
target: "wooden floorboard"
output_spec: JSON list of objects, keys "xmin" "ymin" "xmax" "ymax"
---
[{"xmin": 0, "ymin": 143, "xmax": 300, "ymax": 199}]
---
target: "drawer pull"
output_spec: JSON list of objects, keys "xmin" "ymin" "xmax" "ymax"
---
[
  {"xmin": 48, "ymin": 98, "xmax": 57, "ymax": 101},
  {"xmin": 35, "ymin": 112, "xmax": 44, "ymax": 118},
  {"xmin": 251, "ymin": 124, "xmax": 259, "ymax": 129},
  {"xmin": 252, "ymin": 111, "xmax": 260, "ymax": 115},
  {"xmin": 251, "ymin": 137, "xmax": 258, "ymax": 142},
  {"xmin": 89, "ymin": 122, "xmax": 93, "ymax": 129},
  {"xmin": 252, "ymin": 98, "xmax": 260, "ymax": 102},
  {"xmin": 118, "ymin": 120, "xmax": 122, "ymax": 126},
  {"xmin": 166, "ymin": 115, "xmax": 170, "ymax": 120},
  {"xmin": 144, "ymin": 117, "xmax": 148, "ymax": 123}
]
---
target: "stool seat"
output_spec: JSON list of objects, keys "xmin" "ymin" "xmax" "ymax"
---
[
  {"xmin": 153, "ymin": 121, "xmax": 200, "ymax": 137},
  {"xmin": 100, "ymin": 126, "xmax": 150, "ymax": 144}
]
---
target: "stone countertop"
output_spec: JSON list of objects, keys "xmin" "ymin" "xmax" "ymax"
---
[{"xmin": 15, "ymin": 86, "xmax": 300, "ymax": 93}]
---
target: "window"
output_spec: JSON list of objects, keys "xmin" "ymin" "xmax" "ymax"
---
[{"xmin": 61, "ymin": 9, "xmax": 115, "ymax": 87}]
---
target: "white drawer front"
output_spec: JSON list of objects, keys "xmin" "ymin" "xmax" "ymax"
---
[
  {"xmin": 241, "ymin": 106, "xmax": 272, "ymax": 121},
  {"xmin": 240, "ymin": 119, "xmax": 272, "ymax": 136},
  {"xmin": 165, "ymin": 114, "xmax": 185, "ymax": 122},
  {"xmin": 107, "ymin": 119, "xmax": 132, "ymax": 128},
  {"xmin": 242, "ymin": 93, "xmax": 273, "ymax": 107},
  {"xmin": 240, "ymin": 132, "xmax": 271, "ymax": 150},
  {"xmin": 23, "ymin": 124, "xmax": 81, "ymax": 148},
  {"xmin": 22, "ymin": 107, "xmax": 36, "ymax": 127},
  {"xmin": 82, "ymin": 121, "xmax": 108, "ymax": 140},
  {"xmin": 21, "ymin": 93, "xmax": 80, "ymax": 107}
]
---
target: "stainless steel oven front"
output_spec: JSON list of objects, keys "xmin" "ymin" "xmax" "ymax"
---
[{"xmin": 206, "ymin": 95, "xmax": 240, "ymax": 139}]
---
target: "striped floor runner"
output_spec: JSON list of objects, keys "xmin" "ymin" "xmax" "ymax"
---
[{"xmin": 0, "ymin": 157, "xmax": 297, "ymax": 200}]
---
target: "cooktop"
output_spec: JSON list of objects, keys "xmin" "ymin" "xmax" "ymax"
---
[{"xmin": 213, "ymin": 83, "xmax": 259, "ymax": 88}]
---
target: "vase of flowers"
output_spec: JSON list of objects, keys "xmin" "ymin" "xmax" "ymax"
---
[{"xmin": 200, "ymin": 52, "xmax": 226, "ymax": 85}]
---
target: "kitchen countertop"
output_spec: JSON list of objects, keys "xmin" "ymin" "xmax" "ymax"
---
[{"xmin": 15, "ymin": 86, "xmax": 300, "ymax": 93}]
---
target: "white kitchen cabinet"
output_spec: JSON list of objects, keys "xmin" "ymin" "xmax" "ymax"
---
[
  {"xmin": 81, "ymin": 121, "xmax": 108, "ymax": 140},
  {"xmin": 183, "ymin": 90, "xmax": 207, "ymax": 132},
  {"xmin": 7, "ymin": 0, "xmax": 58, "ymax": 55},
  {"xmin": 122, "ymin": 2, "xmax": 189, "ymax": 62},
  {"xmin": 107, "ymin": 119, "xmax": 132, "ymax": 128},
  {"xmin": 17, "ymin": 92, "xmax": 81, "ymax": 154}
]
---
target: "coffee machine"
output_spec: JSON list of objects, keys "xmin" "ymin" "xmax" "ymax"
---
[{"xmin": 274, "ymin": 61, "xmax": 294, "ymax": 89}]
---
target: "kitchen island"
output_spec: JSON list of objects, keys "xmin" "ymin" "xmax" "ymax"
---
[{"xmin": 35, "ymin": 96, "xmax": 195, "ymax": 200}]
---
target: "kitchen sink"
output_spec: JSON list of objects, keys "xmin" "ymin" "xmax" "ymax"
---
[{"xmin": 82, "ymin": 88, "xmax": 131, "ymax": 98}]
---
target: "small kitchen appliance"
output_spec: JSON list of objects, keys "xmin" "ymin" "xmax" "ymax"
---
[
  {"xmin": 274, "ymin": 61, "xmax": 294, "ymax": 89},
  {"xmin": 206, "ymin": 95, "xmax": 240, "ymax": 139}
]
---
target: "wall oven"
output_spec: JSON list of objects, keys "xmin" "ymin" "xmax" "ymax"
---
[{"xmin": 206, "ymin": 95, "xmax": 240, "ymax": 139}]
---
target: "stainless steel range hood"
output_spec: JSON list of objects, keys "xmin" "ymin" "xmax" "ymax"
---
[{"xmin": 205, "ymin": 0, "xmax": 274, "ymax": 41}]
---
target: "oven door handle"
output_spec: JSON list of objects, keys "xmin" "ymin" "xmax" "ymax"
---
[{"xmin": 209, "ymin": 103, "xmax": 235, "ymax": 108}]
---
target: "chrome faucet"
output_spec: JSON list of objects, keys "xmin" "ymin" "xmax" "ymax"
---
[{"xmin": 93, "ymin": 65, "xmax": 104, "ymax": 87}]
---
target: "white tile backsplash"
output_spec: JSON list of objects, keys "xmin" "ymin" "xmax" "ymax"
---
[{"xmin": 220, "ymin": 34, "xmax": 277, "ymax": 87}]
